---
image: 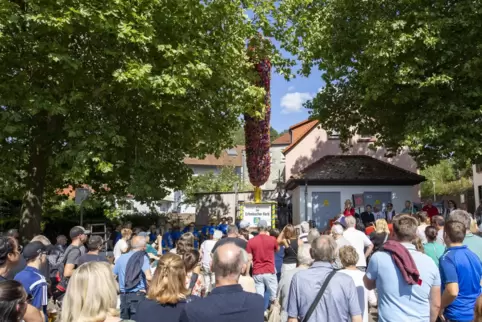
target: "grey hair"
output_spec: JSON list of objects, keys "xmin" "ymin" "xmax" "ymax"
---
[
  {"xmin": 311, "ymin": 235, "xmax": 336, "ymax": 262},
  {"xmin": 31, "ymin": 235, "xmax": 51, "ymax": 246},
  {"xmin": 213, "ymin": 230, "xmax": 223, "ymax": 240},
  {"xmin": 449, "ymin": 210, "xmax": 471, "ymax": 230},
  {"xmin": 297, "ymin": 244, "xmax": 314, "ymax": 266},
  {"xmin": 227, "ymin": 225, "xmax": 239, "ymax": 235},
  {"xmin": 300, "ymin": 221, "xmax": 310, "ymax": 234},
  {"xmin": 131, "ymin": 236, "xmax": 146, "ymax": 249},
  {"xmin": 307, "ymin": 228, "xmax": 320, "ymax": 244},
  {"xmin": 331, "ymin": 224, "xmax": 344, "ymax": 235},
  {"xmin": 345, "ymin": 216, "xmax": 356, "ymax": 228}
]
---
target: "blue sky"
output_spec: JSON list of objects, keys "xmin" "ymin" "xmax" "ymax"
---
[{"xmin": 269, "ymin": 50, "xmax": 325, "ymax": 132}]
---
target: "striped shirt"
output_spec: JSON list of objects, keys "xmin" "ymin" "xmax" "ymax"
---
[{"xmin": 15, "ymin": 266, "xmax": 48, "ymax": 321}]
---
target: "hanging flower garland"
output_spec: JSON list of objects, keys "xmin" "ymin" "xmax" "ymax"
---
[{"xmin": 244, "ymin": 48, "xmax": 271, "ymax": 188}]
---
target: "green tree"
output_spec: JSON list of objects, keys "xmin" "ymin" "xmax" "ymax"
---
[
  {"xmin": 273, "ymin": 0, "xmax": 482, "ymax": 167},
  {"xmin": 231, "ymin": 126, "xmax": 246, "ymax": 146},
  {"xmin": 0, "ymin": 0, "xmax": 287, "ymax": 238},
  {"xmin": 184, "ymin": 166, "xmax": 252, "ymax": 202},
  {"xmin": 420, "ymin": 160, "xmax": 472, "ymax": 198},
  {"xmin": 269, "ymin": 127, "xmax": 279, "ymax": 142}
]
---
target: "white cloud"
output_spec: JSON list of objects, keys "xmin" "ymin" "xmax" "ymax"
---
[
  {"xmin": 287, "ymin": 86, "xmax": 295, "ymax": 92},
  {"xmin": 280, "ymin": 92, "xmax": 313, "ymax": 114}
]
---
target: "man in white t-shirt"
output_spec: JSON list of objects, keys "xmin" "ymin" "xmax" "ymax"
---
[
  {"xmin": 200, "ymin": 230, "xmax": 222, "ymax": 293},
  {"xmin": 343, "ymin": 216, "xmax": 373, "ymax": 271}
]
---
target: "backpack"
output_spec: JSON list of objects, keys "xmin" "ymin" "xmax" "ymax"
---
[
  {"xmin": 52, "ymin": 246, "xmax": 80, "ymax": 301},
  {"xmin": 49, "ymin": 245, "xmax": 66, "ymax": 279}
]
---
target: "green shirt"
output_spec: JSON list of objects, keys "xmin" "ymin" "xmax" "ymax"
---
[
  {"xmin": 423, "ymin": 242, "xmax": 445, "ymax": 266},
  {"xmin": 463, "ymin": 233, "xmax": 482, "ymax": 263}
]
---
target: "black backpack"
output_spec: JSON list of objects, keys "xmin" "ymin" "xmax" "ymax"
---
[{"xmin": 52, "ymin": 245, "xmax": 80, "ymax": 300}]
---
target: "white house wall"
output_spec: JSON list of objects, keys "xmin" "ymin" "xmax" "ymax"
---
[{"xmin": 292, "ymin": 185, "xmax": 417, "ymax": 224}]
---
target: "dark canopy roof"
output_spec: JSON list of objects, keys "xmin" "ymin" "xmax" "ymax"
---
[{"xmin": 285, "ymin": 155, "xmax": 425, "ymax": 189}]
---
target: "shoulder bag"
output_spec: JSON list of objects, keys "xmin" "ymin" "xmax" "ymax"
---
[{"xmin": 302, "ymin": 270, "xmax": 336, "ymax": 322}]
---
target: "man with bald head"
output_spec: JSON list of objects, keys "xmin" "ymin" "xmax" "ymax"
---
[
  {"xmin": 114, "ymin": 235, "xmax": 152, "ymax": 320},
  {"xmin": 180, "ymin": 242, "xmax": 264, "ymax": 322}
]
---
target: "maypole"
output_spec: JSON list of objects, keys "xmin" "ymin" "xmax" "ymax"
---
[{"xmin": 245, "ymin": 39, "xmax": 271, "ymax": 203}]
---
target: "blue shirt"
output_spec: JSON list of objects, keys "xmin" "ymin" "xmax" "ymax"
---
[
  {"xmin": 366, "ymin": 243, "xmax": 441, "ymax": 322},
  {"xmin": 113, "ymin": 251, "xmax": 150, "ymax": 292},
  {"xmin": 179, "ymin": 284, "xmax": 264, "ymax": 322},
  {"xmin": 15, "ymin": 266, "xmax": 48, "ymax": 321},
  {"xmin": 171, "ymin": 231, "xmax": 181, "ymax": 244},
  {"xmin": 202, "ymin": 225, "xmax": 215, "ymax": 236},
  {"xmin": 275, "ymin": 246, "xmax": 284, "ymax": 274},
  {"xmin": 217, "ymin": 224, "xmax": 228, "ymax": 235},
  {"xmin": 163, "ymin": 232, "xmax": 174, "ymax": 250},
  {"xmin": 439, "ymin": 245, "xmax": 482, "ymax": 321}
]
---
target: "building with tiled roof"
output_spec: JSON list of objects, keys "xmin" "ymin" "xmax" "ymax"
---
[{"xmin": 277, "ymin": 118, "xmax": 421, "ymax": 231}]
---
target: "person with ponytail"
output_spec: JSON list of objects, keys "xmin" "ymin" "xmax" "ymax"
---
[{"xmin": 136, "ymin": 253, "xmax": 199, "ymax": 322}]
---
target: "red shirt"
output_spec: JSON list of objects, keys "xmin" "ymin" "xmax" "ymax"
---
[
  {"xmin": 247, "ymin": 234, "xmax": 278, "ymax": 275},
  {"xmin": 344, "ymin": 208, "xmax": 355, "ymax": 217},
  {"xmin": 422, "ymin": 205, "xmax": 439, "ymax": 218}
]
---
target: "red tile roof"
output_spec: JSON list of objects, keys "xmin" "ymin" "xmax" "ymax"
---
[
  {"xmin": 184, "ymin": 145, "xmax": 244, "ymax": 167},
  {"xmin": 282, "ymin": 119, "xmax": 319, "ymax": 154},
  {"xmin": 271, "ymin": 132, "xmax": 291, "ymax": 145}
]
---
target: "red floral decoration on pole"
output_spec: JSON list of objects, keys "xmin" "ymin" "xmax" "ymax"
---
[{"xmin": 244, "ymin": 45, "xmax": 271, "ymax": 194}]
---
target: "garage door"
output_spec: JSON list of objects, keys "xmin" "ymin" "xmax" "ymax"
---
[
  {"xmin": 363, "ymin": 192, "xmax": 392, "ymax": 210},
  {"xmin": 312, "ymin": 192, "xmax": 341, "ymax": 230}
]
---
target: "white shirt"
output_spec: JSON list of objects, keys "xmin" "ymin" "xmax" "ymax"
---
[
  {"xmin": 340, "ymin": 269, "xmax": 377, "ymax": 322},
  {"xmin": 416, "ymin": 224, "xmax": 428, "ymax": 244},
  {"xmin": 113, "ymin": 239, "xmax": 128, "ymax": 262},
  {"xmin": 436, "ymin": 228, "xmax": 445, "ymax": 245},
  {"xmin": 343, "ymin": 227, "xmax": 372, "ymax": 267},
  {"xmin": 200, "ymin": 240, "xmax": 217, "ymax": 268}
]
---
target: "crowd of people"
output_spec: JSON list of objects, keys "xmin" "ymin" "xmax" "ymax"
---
[{"xmin": 0, "ymin": 203, "xmax": 482, "ymax": 322}]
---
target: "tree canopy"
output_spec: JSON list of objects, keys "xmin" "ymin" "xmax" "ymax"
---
[
  {"xmin": 0, "ymin": 0, "xmax": 288, "ymax": 238},
  {"xmin": 183, "ymin": 166, "xmax": 252, "ymax": 203},
  {"xmin": 420, "ymin": 160, "xmax": 472, "ymax": 198},
  {"xmin": 231, "ymin": 125, "xmax": 287, "ymax": 145},
  {"xmin": 273, "ymin": 0, "xmax": 482, "ymax": 167}
]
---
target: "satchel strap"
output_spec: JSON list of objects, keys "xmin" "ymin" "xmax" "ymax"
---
[
  {"xmin": 302, "ymin": 270, "xmax": 336, "ymax": 322},
  {"xmin": 188, "ymin": 273, "xmax": 198, "ymax": 294}
]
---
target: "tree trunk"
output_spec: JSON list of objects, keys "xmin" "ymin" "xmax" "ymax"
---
[{"xmin": 19, "ymin": 115, "xmax": 52, "ymax": 242}]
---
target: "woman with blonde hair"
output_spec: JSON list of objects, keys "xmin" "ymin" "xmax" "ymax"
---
[
  {"xmin": 277, "ymin": 224, "xmax": 298, "ymax": 275},
  {"xmin": 136, "ymin": 253, "xmax": 199, "ymax": 322},
  {"xmin": 369, "ymin": 219, "xmax": 390, "ymax": 254},
  {"xmin": 113, "ymin": 228, "xmax": 132, "ymax": 262},
  {"xmin": 61, "ymin": 261, "xmax": 123, "ymax": 322}
]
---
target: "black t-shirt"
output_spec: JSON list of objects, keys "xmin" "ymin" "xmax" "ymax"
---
[
  {"xmin": 283, "ymin": 239, "xmax": 298, "ymax": 264},
  {"xmin": 76, "ymin": 254, "xmax": 109, "ymax": 266},
  {"xmin": 211, "ymin": 237, "xmax": 247, "ymax": 254},
  {"xmin": 136, "ymin": 297, "xmax": 199, "ymax": 322}
]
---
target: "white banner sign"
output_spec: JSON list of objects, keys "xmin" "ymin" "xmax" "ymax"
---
[{"xmin": 243, "ymin": 204, "xmax": 272, "ymax": 228}]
